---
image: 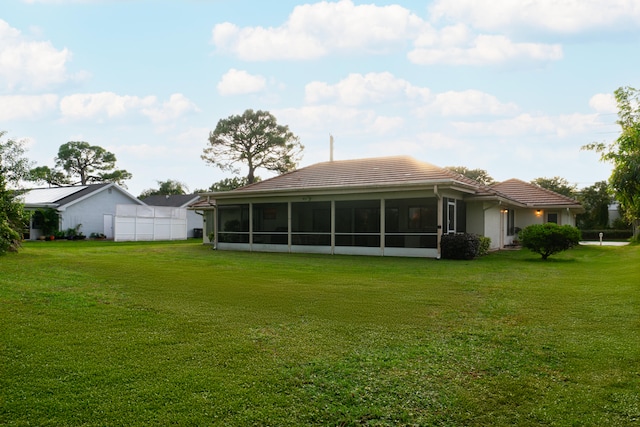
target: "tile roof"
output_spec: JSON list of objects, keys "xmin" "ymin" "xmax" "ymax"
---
[
  {"xmin": 199, "ymin": 156, "xmax": 582, "ymax": 212},
  {"xmin": 233, "ymin": 156, "xmax": 484, "ymax": 193},
  {"xmin": 490, "ymin": 179, "xmax": 582, "ymax": 207}
]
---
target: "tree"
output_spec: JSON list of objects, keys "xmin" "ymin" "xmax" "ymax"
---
[
  {"xmin": 446, "ymin": 166, "xmax": 495, "ymax": 186},
  {"xmin": 0, "ymin": 131, "xmax": 32, "ymax": 186},
  {"xmin": 576, "ymin": 181, "xmax": 612, "ymax": 229},
  {"xmin": 531, "ymin": 176, "xmax": 577, "ymax": 198},
  {"xmin": 139, "ymin": 179, "xmax": 189, "ymax": 199},
  {"xmin": 0, "ymin": 131, "xmax": 30, "ymax": 254},
  {"xmin": 28, "ymin": 166, "xmax": 70, "ymax": 187},
  {"xmin": 194, "ymin": 176, "xmax": 258, "ymax": 193},
  {"xmin": 519, "ymin": 223, "xmax": 581, "ymax": 260},
  {"xmin": 583, "ymin": 86, "xmax": 640, "ymax": 237},
  {"xmin": 0, "ymin": 173, "xmax": 24, "ymax": 254},
  {"xmin": 55, "ymin": 141, "xmax": 132, "ymax": 187},
  {"xmin": 202, "ymin": 109, "xmax": 303, "ymax": 184}
]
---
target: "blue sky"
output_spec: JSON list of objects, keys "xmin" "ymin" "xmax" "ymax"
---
[{"xmin": 2, "ymin": 0, "xmax": 639, "ymax": 196}]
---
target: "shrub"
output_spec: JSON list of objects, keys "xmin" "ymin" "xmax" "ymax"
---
[
  {"xmin": 518, "ymin": 223, "xmax": 582, "ymax": 260},
  {"xmin": 441, "ymin": 233, "xmax": 482, "ymax": 260},
  {"xmin": 478, "ymin": 236, "xmax": 492, "ymax": 256}
]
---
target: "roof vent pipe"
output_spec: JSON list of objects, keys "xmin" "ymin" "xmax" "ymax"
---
[{"xmin": 330, "ymin": 134, "xmax": 334, "ymax": 162}]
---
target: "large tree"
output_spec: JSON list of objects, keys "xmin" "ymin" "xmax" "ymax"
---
[
  {"xmin": 202, "ymin": 109, "xmax": 303, "ymax": 184},
  {"xmin": 0, "ymin": 131, "xmax": 30, "ymax": 254},
  {"xmin": 531, "ymin": 176, "xmax": 577, "ymax": 198},
  {"xmin": 28, "ymin": 166, "xmax": 70, "ymax": 187},
  {"xmin": 55, "ymin": 141, "xmax": 132, "ymax": 187},
  {"xmin": 584, "ymin": 86, "xmax": 640, "ymax": 235},
  {"xmin": 194, "ymin": 177, "xmax": 259, "ymax": 193},
  {"xmin": 139, "ymin": 179, "xmax": 188, "ymax": 199},
  {"xmin": 446, "ymin": 166, "xmax": 495, "ymax": 186},
  {"xmin": 576, "ymin": 181, "xmax": 612, "ymax": 229},
  {"xmin": 0, "ymin": 131, "xmax": 32, "ymax": 186}
]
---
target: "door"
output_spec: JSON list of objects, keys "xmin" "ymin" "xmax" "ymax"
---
[
  {"xmin": 447, "ymin": 200, "xmax": 456, "ymax": 233},
  {"xmin": 103, "ymin": 214, "xmax": 113, "ymax": 239}
]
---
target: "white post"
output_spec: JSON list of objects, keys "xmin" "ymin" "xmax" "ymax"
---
[{"xmin": 599, "ymin": 232, "xmax": 603, "ymax": 246}]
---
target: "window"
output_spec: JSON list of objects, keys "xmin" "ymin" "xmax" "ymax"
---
[
  {"xmin": 218, "ymin": 204, "xmax": 249, "ymax": 243},
  {"xmin": 547, "ymin": 213, "xmax": 558, "ymax": 224},
  {"xmin": 253, "ymin": 203, "xmax": 288, "ymax": 244},
  {"xmin": 385, "ymin": 198, "xmax": 438, "ymax": 248},
  {"xmin": 291, "ymin": 201, "xmax": 331, "ymax": 246},
  {"xmin": 507, "ymin": 209, "xmax": 515, "ymax": 236},
  {"xmin": 335, "ymin": 200, "xmax": 380, "ymax": 247}
]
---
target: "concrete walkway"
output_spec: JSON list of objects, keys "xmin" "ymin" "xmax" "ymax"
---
[{"xmin": 579, "ymin": 241, "xmax": 630, "ymax": 246}]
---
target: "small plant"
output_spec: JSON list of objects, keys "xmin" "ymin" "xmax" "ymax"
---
[
  {"xmin": 519, "ymin": 223, "xmax": 581, "ymax": 260},
  {"xmin": 478, "ymin": 236, "xmax": 492, "ymax": 256},
  {"xmin": 441, "ymin": 233, "xmax": 482, "ymax": 260}
]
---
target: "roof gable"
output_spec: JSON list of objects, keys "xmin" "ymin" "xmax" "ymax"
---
[
  {"xmin": 21, "ymin": 183, "xmax": 144, "ymax": 209},
  {"xmin": 490, "ymin": 179, "xmax": 581, "ymax": 207}
]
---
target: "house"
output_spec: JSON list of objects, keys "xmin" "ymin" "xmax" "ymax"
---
[
  {"xmin": 193, "ymin": 156, "xmax": 583, "ymax": 258},
  {"xmin": 141, "ymin": 194, "xmax": 202, "ymax": 238},
  {"xmin": 20, "ymin": 183, "xmax": 145, "ymax": 240}
]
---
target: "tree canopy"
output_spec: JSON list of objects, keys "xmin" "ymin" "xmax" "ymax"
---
[
  {"xmin": 531, "ymin": 176, "xmax": 577, "ymax": 198},
  {"xmin": 0, "ymin": 131, "xmax": 29, "ymax": 254},
  {"xmin": 54, "ymin": 141, "xmax": 132, "ymax": 187},
  {"xmin": 584, "ymin": 86, "xmax": 640, "ymax": 233},
  {"xmin": 202, "ymin": 109, "xmax": 303, "ymax": 184},
  {"xmin": 28, "ymin": 166, "xmax": 70, "ymax": 187},
  {"xmin": 194, "ymin": 177, "xmax": 258, "ymax": 193},
  {"xmin": 446, "ymin": 166, "xmax": 495, "ymax": 186},
  {"xmin": 576, "ymin": 181, "xmax": 612, "ymax": 229},
  {"xmin": 139, "ymin": 179, "xmax": 189, "ymax": 199},
  {"xmin": 0, "ymin": 131, "xmax": 32, "ymax": 186}
]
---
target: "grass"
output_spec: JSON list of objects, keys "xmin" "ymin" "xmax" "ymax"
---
[{"xmin": 1, "ymin": 240, "xmax": 639, "ymax": 426}]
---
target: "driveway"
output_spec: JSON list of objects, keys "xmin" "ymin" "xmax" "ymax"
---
[{"xmin": 579, "ymin": 241, "xmax": 630, "ymax": 246}]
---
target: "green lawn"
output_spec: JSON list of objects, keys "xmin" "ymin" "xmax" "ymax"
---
[{"xmin": 1, "ymin": 240, "xmax": 639, "ymax": 426}]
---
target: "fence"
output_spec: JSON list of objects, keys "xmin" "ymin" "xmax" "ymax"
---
[{"xmin": 114, "ymin": 205, "xmax": 187, "ymax": 242}]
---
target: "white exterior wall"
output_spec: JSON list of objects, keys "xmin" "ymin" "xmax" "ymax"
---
[
  {"xmin": 59, "ymin": 187, "xmax": 138, "ymax": 237},
  {"xmin": 483, "ymin": 206, "xmax": 503, "ymax": 249},
  {"xmin": 186, "ymin": 210, "xmax": 202, "ymax": 238}
]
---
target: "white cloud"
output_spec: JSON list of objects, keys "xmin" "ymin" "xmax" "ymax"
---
[
  {"xmin": 305, "ymin": 72, "xmax": 431, "ymax": 106},
  {"xmin": 217, "ymin": 69, "xmax": 267, "ymax": 96},
  {"xmin": 371, "ymin": 116, "xmax": 405, "ymax": 134},
  {"xmin": 211, "ymin": 0, "xmax": 424, "ymax": 60},
  {"xmin": 306, "ymin": 73, "xmax": 516, "ymax": 117},
  {"xmin": 59, "ymin": 92, "xmax": 156, "ymax": 120},
  {"xmin": 0, "ymin": 19, "xmax": 77, "ymax": 91},
  {"xmin": 427, "ymin": 90, "xmax": 518, "ymax": 116},
  {"xmin": 429, "ymin": 0, "xmax": 640, "ymax": 34},
  {"xmin": 142, "ymin": 93, "xmax": 200, "ymax": 124},
  {"xmin": 277, "ymin": 105, "xmax": 376, "ymax": 133},
  {"xmin": 589, "ymin": 93, "xmax": 617, "ymax": 113},
  {"xmin": 0, "ymin": 94, "xmax": 58, "ymax": 120},
  {"xmin": 409, "ymin": 32, "xmax": 562, "ymax": 65},
  {"xmin": 451, "ymin": 112, "xmax": 601, "ymax": 137}
]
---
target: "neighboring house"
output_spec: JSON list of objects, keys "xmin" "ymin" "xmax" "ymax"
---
[
  {"xmin": 193, "ymin": 156, "xmax": 583, "ymax": 258},
  {"xmin": 20, "ymin": 183, "xmax": 145, "ymax": 240},
  {"xmin": 141, "ymin": 194, "xmax": 202, "ymax": 238}
]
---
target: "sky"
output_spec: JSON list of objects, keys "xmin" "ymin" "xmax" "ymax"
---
[{"xmin": 2, "ymin": 0, "xmax": 639, "ymax": 197}]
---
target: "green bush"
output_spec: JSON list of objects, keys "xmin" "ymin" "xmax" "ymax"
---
[
  {"xmin": 441, "ymin": 233, "xmax": 482, "ymax": 260},
  {"xmin": 519, "ymin": 223, "xmax": 581, "ymax": 260},
  {"xmin": 478, "ymin": 236, "xmax": 492, "ymax": 256}
]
